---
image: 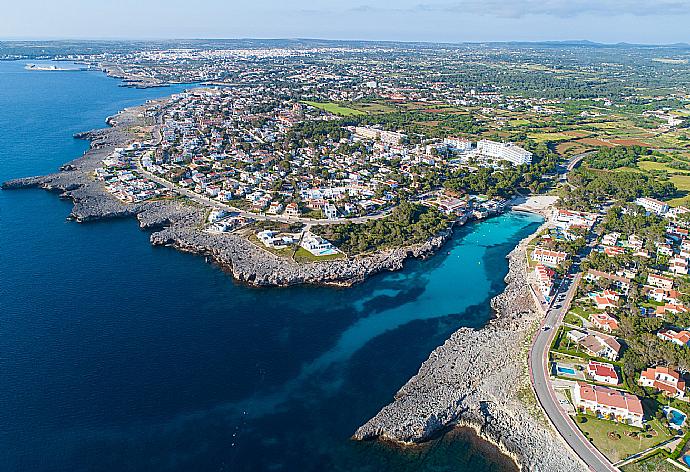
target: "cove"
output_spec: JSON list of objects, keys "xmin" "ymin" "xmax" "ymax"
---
[{"xmin": 0, "ymin": 60, "xmax": 542, "ymax": 472}]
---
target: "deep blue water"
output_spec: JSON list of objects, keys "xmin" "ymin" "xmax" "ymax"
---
[{"xmin": 0, "ymin": 60, "xmax": 542, "ymax": 472}]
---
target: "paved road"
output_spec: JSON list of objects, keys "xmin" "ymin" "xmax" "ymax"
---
[
  {"xmin": 139, "ymin": 111, "xmax": 395, "ymax": 226},
  {"xmin": 529, "ymin": 272, "xmax": 619, "ymax": 472}
]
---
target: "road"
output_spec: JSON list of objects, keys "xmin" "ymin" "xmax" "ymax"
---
[
  {"xmin": 140, "ymin": 111, "xmax": 395, "ymax": 226},
  {"xmin": 529, "ymin": 271, "xmax": 619, "ymax": 472}
]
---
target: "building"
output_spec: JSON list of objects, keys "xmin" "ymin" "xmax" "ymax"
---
[
  {"xmin": 587, "ymin": 360, "xmax": 619, "ymax": 385},
  {"xmin": 443, "ymin": 137, "xmax": 473, "ymax": 152},
  {"xmin": 639, "ymin": 367, "xmax": 686, "ymax": 398},
  {"xmin": 534, "ymin": 264, "xmax": 555, "ymax": 297},
  {"xmin": 635, "ymin": 197, "xmax": 669, "ymax": 216},
  {"xmin": 647, "ymin": 273, "xmax": 674, "ymax": 291},
  {"xmin": 300, "ymin": 232, "xmax": 338, "ymax": 256},
  {"xmin": 586, "ymin": 270, "xmax": 632, "ymax": 295},
  {"xmin": 590, "ymin": 313, "xmax": 620, "ymax": 332},
  {"xmin": 284, "ymin": 202, "xmax": 301, "ymax": 218},
  {"xmin": 531, "ymin": 247, "xmax": 567, "ymax": 267},
  {"xmin": 658, "ymin": 328, "xmax": 690, "ymax": 347},
  {"xmin": 573, "ymin": 382, "xmax": 644, "ymax": 427},
  {"xmin": 323, "ymin": 203, "xmax": 338, "ymax": 220},
  {"xmin": 476, "ymin": 139, "xmax": 533, "ymax": 165},
  {"xmin": 567, "ymin": 330, "xmax": 621, "ymax": 360}
]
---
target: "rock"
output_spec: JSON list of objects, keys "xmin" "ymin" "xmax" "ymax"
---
[{"xmin": 352, "ymin": 228, "xmax": 586, "ymax": 472}]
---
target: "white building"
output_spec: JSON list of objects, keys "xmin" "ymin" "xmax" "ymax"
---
[
  {"xmin": 635, "ymin": 197, "xmax": 669, "ymax": 216},
  {"xmin": 639, "ymin": 366, "xmax": 685, "ymax": 398},
  {"xmin": 443, "ymin": 137, "xmax": 473, "ymax": 152},
  {"xmin": 531, "ymin": 247, "xmax": 567, "ymax": 267},
  {"xmin": 573, "ymin": 382, "xmax": 644, "ymax": 427},
  {"xmin": 477, "ymin": 139, "xmax": 532, "ymax": 165}
]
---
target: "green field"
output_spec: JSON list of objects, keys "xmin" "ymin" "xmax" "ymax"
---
[
  {"xmin": 576, "ymin": 416, "xmax": 673, "ymax": 463},
  {"xmin": 527, "ymin": 132, "xmax": 574, "ymax": 142},
  {"xmin": 302, "ymin": 101, "xmax": 366, "ymax": 117}
]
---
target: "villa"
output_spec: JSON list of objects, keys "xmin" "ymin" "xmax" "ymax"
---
[
  {"xmin": 587, "ymin": 360, "xmax": 619, "ymax": 385},
  {"xmin": 639, "ymin": 366, "xmax": 686, "ymax": 398},
  {"xmin": 573, "ymin": 382, "xmax": 644, "ymax": 427},
  {"xmin": 657, "ymin": 328, "xmax": 690, "ymax": 347},
  {"xmin": 300, "ymin": 232, "xmax": 339, "ymax": 256},
  {"xmin": 567, "ymin": 330, "xmax": 621, "ymax": 361},
  {"xmin": 586, "ymin": 269, "xmax": 631, "ymax": 295},
  {"xmin": 589, "ymin": 313, "xmax": 619, "ymax": 332}
]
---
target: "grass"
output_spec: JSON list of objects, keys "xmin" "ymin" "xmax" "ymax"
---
[
  {"xmin": 527, "ymin": 132, "xmax": 574, "ymax": 142},
  {"xmin": 670, "ymin": 174, "xmax": 690, "ymax": 192},
  {"xmin": 302, "ymin": 101, "xmax": 366, "ymax": 117},
  {"xmin": 576, "ymin": 416, "xmax": 674, "ymax": 463},
  {"xmin": 564, "ymin": 311, "xmax": 585, "ymax": 327},
  {"xmin": 351, "ymin": 102, "xmax": 397, "ymax": 114},
  {"xmin": 620, "ymin": 452, "xmax": 679, "ymax": 472},
  {"xmin": 293, "ymin": 247, "xmax": 345, "ymax": 263}
]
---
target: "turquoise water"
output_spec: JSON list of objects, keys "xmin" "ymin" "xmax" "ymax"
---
[
  {"xmin": 0, "ymin": 60, "xmax": 542, "ymax": 472},
  {"xmin": 557, "ymin": 366, "xmax": 576, "ymax": 375}
]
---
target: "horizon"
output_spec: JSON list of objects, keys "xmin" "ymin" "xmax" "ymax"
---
[
  {"xmin": 3, "ymin": 0, "xmax": 690, "ymax": 44},
  {"xmin": 1, "ymin": 36, "xmax": 689, "ymax": 48}
]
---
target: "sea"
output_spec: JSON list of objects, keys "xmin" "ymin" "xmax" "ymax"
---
[{"xmin": 0, "ymin": 59, "xmax": 543, "ymax": 472}]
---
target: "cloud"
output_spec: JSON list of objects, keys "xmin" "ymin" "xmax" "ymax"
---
[{"xmin": 340, "ymin": 0, "xmax": 690, "ymax": 18}]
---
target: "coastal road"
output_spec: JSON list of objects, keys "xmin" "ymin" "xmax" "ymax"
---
[
  {"xmin": 529, "ymin": 272, "xmax": 619, "ymax": 472},
  {"xmin": 136, "ymin": 109, "xmax": 398, "ymax": 226},
  {"xmin": 134, "ymin": 153, "xmax": 395, "ymax": 226}
]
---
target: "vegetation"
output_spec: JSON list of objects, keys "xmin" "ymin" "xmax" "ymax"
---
[
  {"xmin": 559, "ymin": 169, "xmax": 677, "ymax": 211},
  {"xmin": 586, "ymin": 146, "xmax": 651, "ymax": 170},
  {"xmin": 575, "ymin": 416, "xmax": 673, "ymax": 463},
  {"xmin": 314, "ymin": 202, "xmax": 451, "ymax": 255}
]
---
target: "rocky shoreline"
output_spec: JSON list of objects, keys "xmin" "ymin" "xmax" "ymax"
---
[
  {"xmin": 2, "ymin": 105, "xmax": 456, "ymax": 288},
  {"xmin": 352, "ymin": 225, "xmax": 587, "ymax": 472}
]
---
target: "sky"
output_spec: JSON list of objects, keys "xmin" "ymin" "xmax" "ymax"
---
[{"xmin": 2, "ymin": 0, "xmax": 690, "ymax": 44}]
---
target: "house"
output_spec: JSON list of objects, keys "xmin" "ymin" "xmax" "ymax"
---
[
  {"xmin": 670, "ymin": 257, "xmax": 689, "ymax": 275},
  {"xmin": 567, "ymin": 329, "xmax": 621, "ymax": 360},
  {"xmin": 323, "ymin": 203, "xmax": 338, "ymax": 220},
  {"xmin": 602, "ymin": 232, "xmax": 620, "ymax": 247},
  {"xmin": 648, "ymin": 273, "xmax": 674, "ymax": 291},
  {"xmin": 587, "ymin": 360, "xmax": 620, "ymax": 385},
  {"xmin": 284, "ymin": 202, "xmax": 301, "ymax": 218},
  {"xmin": 635, "ymin": 197, "xmax": 669, "ymax": 216},
  {"xmin": 590, "ymin": 313, "xmax": 620, "ymax": 332},
  {"xmin": 300, "ymin": 232, "xmax": 338, "ymax": 256},
  {"xmin": 531, "ymin": 247, "xmax": 568, "ymax": 267},
  {"xmin": 658, "ymin": 328, "xmax": 690, "ymax": 347},
  {"xmin": 639, "ymin": 366, "xmax": 686, "ymax": 398},
  {"xmin": 655, "ymin": 303, "xmax": 690, "ymax": 317},
  {"xmin": 586, "ymin": 270, "xmax": 632, "ymax": 295},
  {"xmin": 534, "ymin": 264, "xmax": 555, "ymax": 297},
  {"xmin": 573, "ymin": 383, "xmax": 644, "ymax": 427},
  {"xmin": 592, "ymin": 295, "xmax": 618, "ymax": 310},
  {"xmin": 646, "ymin": 287, "xmax": 682, "ymax": 304}
]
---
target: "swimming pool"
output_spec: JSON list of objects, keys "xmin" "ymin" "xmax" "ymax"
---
[
  {"xmin": 664, "ymin": 406, "xmax": 687, "ymax": 428},
  {"xmin": 557, "ymin": 366, "xmax": 576, "ymax": 376},
  {"xmin": 683, "ymin": 454, "xmax": 690, "ymax": 466}
]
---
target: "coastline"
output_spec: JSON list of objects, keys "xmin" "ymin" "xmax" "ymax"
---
[
  {"xmin": 1, "ymin": 96, "xmax": 583, "ymax": 468},
  {"xmin": 2, "ymin": 104, "xmax": 457, "ymax": 288},
  {"xmin": 352, "ymin": 218, "xmax": 588, "ymax": 472}
]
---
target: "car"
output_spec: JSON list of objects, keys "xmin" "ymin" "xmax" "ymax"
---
[{"xmin": 542, "ymin": 326, "xmax": 551, "ymax": 331}]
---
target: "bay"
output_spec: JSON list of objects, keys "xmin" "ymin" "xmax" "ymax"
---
[{"xmin": 0, "ymin": 60, "xmax": 542, "ymax": 472}]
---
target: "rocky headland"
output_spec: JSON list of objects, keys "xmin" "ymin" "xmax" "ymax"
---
[
  {"xmin": 352, "ymin": 227, "xmax": 587, "ymax": 472},
  {"xmin": 2, "ymin": 105, "xmax": 453, "ymax": 288}
]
